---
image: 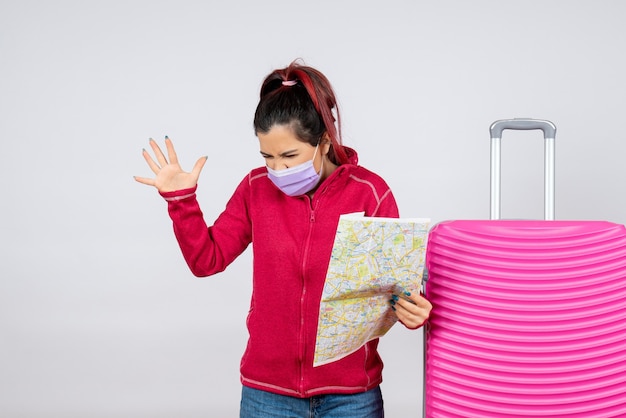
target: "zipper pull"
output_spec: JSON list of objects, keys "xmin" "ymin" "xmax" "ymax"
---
[{"xmin": 310, "ymin": 210, "xmax": 315, "ymax": 223}]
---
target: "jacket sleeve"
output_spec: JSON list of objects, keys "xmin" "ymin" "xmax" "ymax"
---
[{"xmin": 160, "ymin": 176, "xmax": 252, "ymax": 277}]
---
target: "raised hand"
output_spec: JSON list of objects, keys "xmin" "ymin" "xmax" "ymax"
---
[{"xmin": 134, "ymin": 137, "xmax": 207, "ymax": 193}]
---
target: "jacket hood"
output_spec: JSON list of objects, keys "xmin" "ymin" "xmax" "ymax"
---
[{"xmin": 341, "ymin": 146, "xmax": 358, "ymax": 165}]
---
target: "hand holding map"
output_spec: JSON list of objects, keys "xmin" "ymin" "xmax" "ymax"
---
[{"xmin": 313, "ymin": 213, "xmax": 431, "ymax": 367}]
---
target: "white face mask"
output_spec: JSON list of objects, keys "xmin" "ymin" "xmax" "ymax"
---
[{"xmin": 266, "ymin": 144, "xmax": 323, "ymax": 196}]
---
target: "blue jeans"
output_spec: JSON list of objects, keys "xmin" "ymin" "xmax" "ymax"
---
[{"xmin": 240, "ymin": 385, "xmax": 384, "ymax": 418}]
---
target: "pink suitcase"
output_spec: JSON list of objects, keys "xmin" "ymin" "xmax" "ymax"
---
[{"xmin": 423, "ymin": 119, "xmax": 626, "ymax": 417}]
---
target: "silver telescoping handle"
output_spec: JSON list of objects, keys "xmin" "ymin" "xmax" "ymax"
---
[{"xmin": 489, "ymin": 118, "xmax": 557, "ymax": 220}]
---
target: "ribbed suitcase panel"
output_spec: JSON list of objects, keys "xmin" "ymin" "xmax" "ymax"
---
[{"xmin": 425, "ymin": 221, "xmax": 626, "ymax": 417}]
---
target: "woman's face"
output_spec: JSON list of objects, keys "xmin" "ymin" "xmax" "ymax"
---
[{"xmin": 258, "ymin": 124, "xmax": 323, "ymax": 172}]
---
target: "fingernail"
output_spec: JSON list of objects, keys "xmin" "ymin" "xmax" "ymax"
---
[
  {"xmin": 391, "ymin": 295, "xmax": 399, "ymax": 301},
  {"xmin": 391, "ymin": 306, "xmax": 396, "ymax": 311},
  {"xmin": 389, "ymin": 299, "xmax": 396, "ymax": 305},
  {"xmin": 404, "ymin": 291, "xmax": 412, "ymax": 297},
  {"xmin": 165, "ymin": 135, "xmax": 169, "ymax": 139}
]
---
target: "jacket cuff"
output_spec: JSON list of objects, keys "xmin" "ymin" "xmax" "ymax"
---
[{"xmin": 159, "ymin": 185, "xmax": 198, "ymax": 202}]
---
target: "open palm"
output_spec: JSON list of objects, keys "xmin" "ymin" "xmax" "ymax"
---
[{"xmin": 134, "ymin": 137, "xmax": 207, "ymax": 193}]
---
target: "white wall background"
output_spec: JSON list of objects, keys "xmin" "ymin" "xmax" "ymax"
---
[{"xmin": 1, "ymin": 1, "xmax": 625, "ymax": 417}]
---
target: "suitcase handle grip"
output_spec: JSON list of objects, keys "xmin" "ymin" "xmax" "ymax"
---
[
  {"xmin": 489, "ymin": 118, "xmax": 556, "ymax": 221},
  {"xmin": 490, "ymin": 118, "xmax": 556, "ymax": 140}
]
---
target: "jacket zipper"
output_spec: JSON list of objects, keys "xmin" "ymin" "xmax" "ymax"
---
[{"xmin": 298, "ymin": 194, "xmax": 321, "ymax": 394}]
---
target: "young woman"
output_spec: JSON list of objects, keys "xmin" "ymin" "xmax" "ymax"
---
[{"xmin": 135, "ymin": 61, "xmax": 432, "ymax": 417}]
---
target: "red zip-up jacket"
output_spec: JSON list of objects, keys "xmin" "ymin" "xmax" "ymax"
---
[{"xmin": 160, "ymin": 148, "xmax": 399, "ymax": 397}]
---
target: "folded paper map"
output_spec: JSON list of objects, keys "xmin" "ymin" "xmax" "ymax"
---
[{"xmin": 313, "ymin": 213, "xmax": 431, "ymax": 367}]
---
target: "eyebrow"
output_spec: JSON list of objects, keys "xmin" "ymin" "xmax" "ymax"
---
[{"xmin": 260, "ymin": 148, "xmax": 300, "ymax": 157}]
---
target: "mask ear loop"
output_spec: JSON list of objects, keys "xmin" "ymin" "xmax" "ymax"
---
[
  {"xmin": 314, "ymin": 139, "xmax": 326, "ymax": 177},
  {"xmin": 312, "ymin": 141, "xmax": 320, "ymax": 160}
]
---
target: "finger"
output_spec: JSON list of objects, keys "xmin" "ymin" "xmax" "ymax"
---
[
  {"xmin": 394, "ymin": 294, "xmax": 432, "ymax": 325},
  {"xmin": 406, "ymin": 292, "xmax": 432, "ymax": 310},
  {"xmin": 148, "ymin": 138, "xmax": 169, "ymax": 167},
  {"xmin": 133, "ymin": 175, "xmax": 155, "ymax": 187},
  {"xmin": 395, "ymin": 297, "xmax": 420, "ymax": 314},
  {"xmin": 394, "ymin": 302, "xmax": 430, "ymax": 330},
  {"xmin": 142, "ymin": 148, "xmax": 161, "ymax": 174},
  {"xmin": 164, "ymin": 136, "xmax": 179, "ymax": 165},
  {"xmin": 190, "ymin": 156, "xmax": 208, "ymax": 179},
  {"xmin": 397, "ymin": 295, "xmax": 432, "ymax": 316}
]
